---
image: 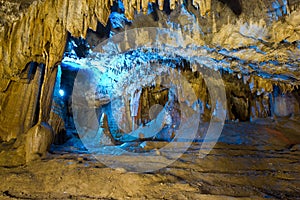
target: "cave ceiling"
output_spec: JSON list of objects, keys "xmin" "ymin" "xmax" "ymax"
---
[{"xmin": 0, "ymin": 0, "xmax": 299, "ymax": 89}]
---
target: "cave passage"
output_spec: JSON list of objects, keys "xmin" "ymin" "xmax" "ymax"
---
[{"xmin": 50, "ymin": 30, "xmax": 300, "ymax": 171}]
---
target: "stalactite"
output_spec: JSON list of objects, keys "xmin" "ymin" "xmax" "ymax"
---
[
  {"xmin": 124, "ymin": 0, "xmax": 135, "ymax": 20},
  {"xmin": 170, "ymin": 0, "xmax": 178, "ymax": 10},
  {"xmin": 192, "ymin": 0, "xmax": 211, "ymax": 17},
  {"xmin": 142, "ymin": 0, "xmax": 149, "ymax": 13},
  {"xmin": 136, "ymin": 0, "xmax": 141, "ymax": 13},
  {"xmin": 158, "ymin": 0, "xmax": 164, "ymax": 10}
]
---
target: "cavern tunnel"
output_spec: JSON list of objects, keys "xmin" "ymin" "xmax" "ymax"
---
[{"xmin": 0, "ymin": 0, "xmax": 300, "ymax": 199}]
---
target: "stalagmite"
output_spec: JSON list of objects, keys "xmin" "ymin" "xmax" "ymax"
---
[
  {"xmin": 25, "ymin": 122, "xmax": 54, "ymax": 162},
  {"xmin": 96, "ymin": 113, "xmax": 116, "ymax": 145},
  {"xmin": 158, "ymin": 0, "xmax": 164, "ymax": 10},
  {"xmin": 130, "ymin": 89, "xmax": 142, "ymax": 132},
  {"xmin": 212, "ymin": 12, "xmax": 217, "ymax": 33}
]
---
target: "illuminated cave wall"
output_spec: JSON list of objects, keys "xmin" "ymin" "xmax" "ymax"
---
[{"xmin": 0, "ymin": 0, "xmax": 300, "ymax": 165}]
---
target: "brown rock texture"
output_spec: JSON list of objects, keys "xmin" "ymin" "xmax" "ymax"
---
[{"xmin": 0, "ymin": 0, "xmax": 112, "ymax": 141}]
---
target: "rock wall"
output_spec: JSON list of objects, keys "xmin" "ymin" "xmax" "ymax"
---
[{"xmin": 0, "ymin": 0, "xmax": 112, "ymax": 142}]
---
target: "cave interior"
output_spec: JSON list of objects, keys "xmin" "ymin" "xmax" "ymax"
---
[{"xmin": 0, "ymin": 0, "xmax": 300, "ymax": 199}]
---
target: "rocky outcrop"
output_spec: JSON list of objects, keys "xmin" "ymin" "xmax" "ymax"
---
[{"xmin": 25, "ymin": 122, "xmax": 54, "ymax": 162}]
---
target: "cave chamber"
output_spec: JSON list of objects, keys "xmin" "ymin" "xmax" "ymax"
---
[{"xmin": 0, "ymin": 0, "xmax": 300, "ymax": 199}]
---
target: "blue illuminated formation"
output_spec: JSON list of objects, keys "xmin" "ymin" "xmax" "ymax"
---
[{"xmin": 59, "ymin": 89, "xmax": 65, "ymax": 97}]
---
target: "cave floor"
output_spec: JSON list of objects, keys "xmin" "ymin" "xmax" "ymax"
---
[{"xmin": 1, "ymin": 118, "xmax": 300, "ymax": 200}]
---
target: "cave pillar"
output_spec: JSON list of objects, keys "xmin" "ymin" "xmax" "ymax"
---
[{"xmin": 0, "ymin": 63, "xmax": 43, "ymax": 142}]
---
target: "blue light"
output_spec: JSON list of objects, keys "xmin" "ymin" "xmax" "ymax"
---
[{"xmin": 59, "ymin": 89, "xmax": 65, "ymax": 97}]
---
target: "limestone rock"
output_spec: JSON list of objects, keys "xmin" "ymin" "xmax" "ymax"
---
[
  {"xmin": 96, "ymin": 113, "xmax": 115, "ymax": 146},
  {"xmin": 231, "ymin": 96, "xmax": 249, "ymax": 121},
  {"xmin": 0, "ymin": 0, "xmax": 112, "ymax": 143},
  {"xmin": 140, "ymin": 141, "xmax": 169, "ymax": 151},
  {"xmin": 49, "ymin": 109, "xmax": 66, "ymax": 145},
  {"xmin": 0, "ymin": 136, "xmax": 26, "ymax": 167},
  {"xmin": 273, "ymin": 93, "xmax": 300, "ymax": 117},
  {"xmin": 25, "ymin": 122, "xmax": 54, "ymax": 162}
]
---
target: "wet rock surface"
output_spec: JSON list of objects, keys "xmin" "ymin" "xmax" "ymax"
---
[{"xmin": 0, "ymin": 119, "xmax": 299, "ymax": 199}]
